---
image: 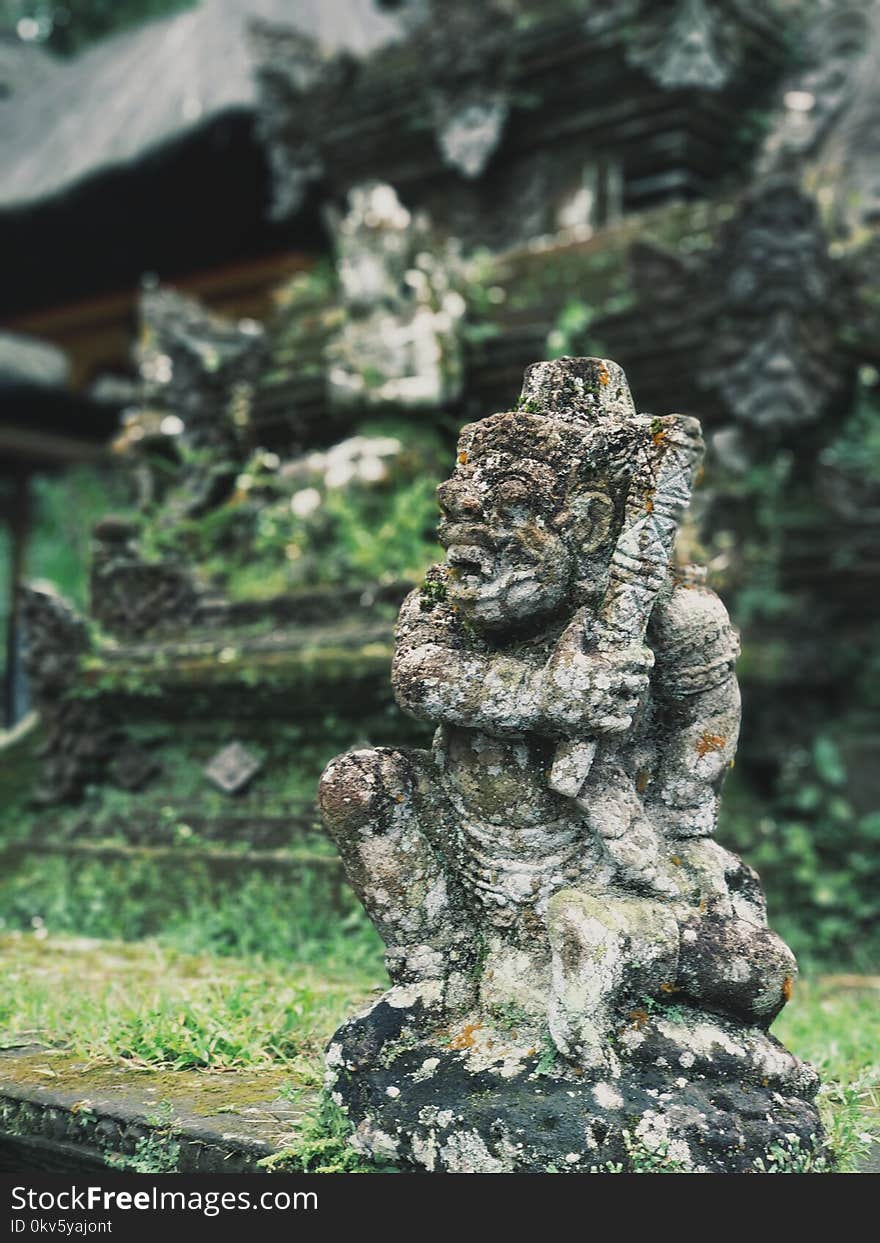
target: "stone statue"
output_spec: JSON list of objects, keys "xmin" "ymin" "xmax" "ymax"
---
[
  {"xmin": 320, "ymin": 358, "xmax": 824, "ymax": 1172},
  {"xmin": 326, "ymin": 183, "xmax": 466, "ymax": 410}
]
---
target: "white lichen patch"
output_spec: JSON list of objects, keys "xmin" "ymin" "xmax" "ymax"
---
[
  {"xmin": 440, "ymin": 1130, "xmax": 507, "ymax": 1174},
  {"xmin": 385, "ymin": 980, "xmax": 443, "ymax": 1009},
  {"xmin": 411, "ymin": 1130, "xmax": 439, "ymax": 1171},
  {"xmin": 634, "ymin": 1109, "xmax": 669, "ymax": 1151},
  {"xmin": 658, "ymin": 1017, "xmax": 747, "ymax": 1062},
  {"xmin": 592, "ymin": 1081, "xmax": 624, "ymax": 1111},
  {"xmin": 353, "ymin": 1123, "xmax": 400, "ymax": 1161},
  {"xmin": 411, "ymin": 1057, "xmax": 441, "ymax": 1083}
]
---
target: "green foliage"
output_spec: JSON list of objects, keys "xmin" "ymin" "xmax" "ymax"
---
[
  {"xmin": 0, "ymin": 465, "xmax": 128, "ymax": 691},
  {"xmin": 486, "ymin": 1000, "xmax": 532, "ymax": 1032},
  {"xmin": 0, "ymin": 855, "xmax": 383, "ymax": 968},
  {"xmin": 719, "ymin": 733, "xmax": 880, "ymax": 968},
  {"xmin": 139, "ymin": 420, "xmax": 444, "ymax": 598},
  {"xmin": 621, "ymin": 1129, "xmax": 692, "ymax": 1174},
  {"xmin": 702, "ymin": 368, "xmax": 880, "ymax": 970},
  {"xmin": 28, "ymin": 464, "xmax": 129, "ymax": 605},
  {"xmin": 106, "ymin": 1102, "xmax": 181, "ymax": 1173},
  {"xmin": 534, "ymin": 1028, "xmax": 559, "ymax": 1078},
  {"xmin": 546, "ymin": 298, "xmax": 602, "ymax": 360},
  {"xmin": 260, "ymin": 1094, "xmax": 396, "ymax": 1174},
  {"xmin": 751, "ymin": 1135, "xmax": 830, "ymax": 1174},
  {"xmin": 816, "ymin": 1077, "xmax": 879, "ymax": 1174},
  {"xmin": 821, "ymin": 366, "xmax": 880, "ymax": 482},
  {"xmin": 321, "ymin": 474, "xmax": 441, "ymax": 585},
  {"xmin": 719, "ymin": 450, "xmax": 796, "ymax": 625}
]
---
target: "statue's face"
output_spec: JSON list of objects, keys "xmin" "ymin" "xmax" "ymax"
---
[{"xmin": 436, "ymin": 467, "xmax": 574, "ymax": 632}]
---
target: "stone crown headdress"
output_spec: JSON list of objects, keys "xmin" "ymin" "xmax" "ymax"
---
[{"xmin": 454, "ymin": 357, "xmax": 697, "ymax": 519}]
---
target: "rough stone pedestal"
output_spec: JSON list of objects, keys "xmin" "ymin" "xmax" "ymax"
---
[{"xmin": 328, "ymin": 990, "xmax": 822, "ymax": 1173}]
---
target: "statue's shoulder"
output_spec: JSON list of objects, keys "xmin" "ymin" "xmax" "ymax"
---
[{"xmin": 649, "ymin": 575, "xmax": 740, "ymax": 693}]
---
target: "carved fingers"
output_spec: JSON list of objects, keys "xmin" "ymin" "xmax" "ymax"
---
[{"xmin": 543, "ymin": 643, "xmax": 654, "ymax": 736}]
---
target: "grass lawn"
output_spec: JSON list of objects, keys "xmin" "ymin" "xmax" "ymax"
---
[{"xmin": 1, "ymin": 932, "xmax": 877, "ymax": 1172}]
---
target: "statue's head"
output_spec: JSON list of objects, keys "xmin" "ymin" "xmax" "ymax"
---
[{"xmin": 437, "ymin": 358, "xmax": 641, "ymax": 632}]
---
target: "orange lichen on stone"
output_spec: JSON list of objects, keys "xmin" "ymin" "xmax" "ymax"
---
[
  {"xmin": 450, "ymin": 1022, "xmax": 482, "ymax": 1050},
  {"xmin": 670, "ymin": 855, "xmax": 682, "ymax": 867},
  {"xmin": 627, "ymin": 1008, "xmax": 651, "ymax": 1030},
  {"xmin": 696, "ymin": 732, "xmax": 727, "ymax": 757},
  {"xmin": 659, "ymin": 981, "xmax": 679, "ymax": 995},
  {"xmin": 782, "ymin": 975, "xmax": 794, "ymax": 1002},
  {"xmin": 598, "ymin": 364, "xmax": 610, "ymax": 386},
  {"xmin": 457, "ymin": 451, "xmax": 468, "ymax": 465},
  {"xmin": 651, "ymin": 427, "xmax": 668, "ymax": 448}
]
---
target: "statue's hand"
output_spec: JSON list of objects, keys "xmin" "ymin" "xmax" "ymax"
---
[{"xmin": 543, "ymin": 639, "xmax": 654, "ymax": 735}]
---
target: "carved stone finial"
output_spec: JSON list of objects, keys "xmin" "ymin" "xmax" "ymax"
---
[
  {"xmin": 318, "ymin": 357, "xmax": 824, "ymax": 1173},
  {"xmin": 519, "ymin": 356, "xmax": 636, "ymax": 423}
]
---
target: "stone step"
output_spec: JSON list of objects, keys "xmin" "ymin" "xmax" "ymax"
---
[
  {"xmin": 0, "ymin": 839, "xmax": 344, "ymax": 874},
  {"xmin": 0, "ymin": 1047, "xmax": 312, "ymax": 1175}
]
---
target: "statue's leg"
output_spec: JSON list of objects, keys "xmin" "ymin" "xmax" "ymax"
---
[
  {"xmin": 676, "ymin": 912, "xmax": 797, "ymax": 1027},
  {"xmin": 579, "ymin": 757, "xmax": 678, "ymax": 897},
  {"xmin": 547, "ymin": 889, "xmax": 679, "ymax": 1070},
  {"xmin": 319, "ymin": 746, "xmax": 475, "ymax": 1008}
]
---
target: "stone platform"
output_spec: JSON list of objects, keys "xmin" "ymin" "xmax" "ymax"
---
[{"xmin": 0, "ymin": 1047, "xmax": 309, "ymax": 1174}]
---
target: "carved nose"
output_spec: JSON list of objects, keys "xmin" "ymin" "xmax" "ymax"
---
[{"xmin": 437, "ymin": 482, "xmax": 482, "ymax": 519}]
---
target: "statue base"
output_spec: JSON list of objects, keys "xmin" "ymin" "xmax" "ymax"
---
[{"xmin": 326, "ymin": 994, "xmax": 827, "ymax": 1173}]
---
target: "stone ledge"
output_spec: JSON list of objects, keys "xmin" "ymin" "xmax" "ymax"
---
[{"xmin": 0, "ymin": 1048, "xmax": 312, "ymax": 1175}]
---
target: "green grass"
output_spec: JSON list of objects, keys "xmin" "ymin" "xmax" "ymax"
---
[
  {"xmin": 773, "ymin": 976, "xmax": 880, "ymax": 1172},
  {"xmin": 0, "ymin": 856, "xmax": 385, "ymax": 967},
  {"xmin": 0, "ymin": 934, "xmax": 877, "ymax": 1171},
  {"xmin": 0, "ymin": 933, "xmax": 382, "ymax": 1074}
]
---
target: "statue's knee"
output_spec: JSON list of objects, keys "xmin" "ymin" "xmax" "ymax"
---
[
  {"xmin": 318, "ymin": 748, "xmax": 383, "ymax": 841},
  {"xmin": 547, "ymin": 890, "xmax": 623, "ymax": 974},
  {"xmin": 678, "ymin": 917, "xmax": 797, "ymax": 1026},
  {"xmin": 750, "ymin": 928, "xmax": 798, "ymax": 1023},
  {"xmin": 318, "ymin": 747, "xmax": 413, "ymax": 842}
]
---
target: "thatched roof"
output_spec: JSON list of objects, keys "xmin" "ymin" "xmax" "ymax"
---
[
  {"xmin": 0, "ymin": 331, "xmax": 69, "ymax": 389},
  {"xmin": 0, "ymin": 31, "xmax": 58, "ymax": 98},
  {"xmin": 0, "ymin": 0, "xmax": 402, "ymax": 213}
]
